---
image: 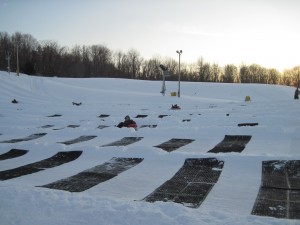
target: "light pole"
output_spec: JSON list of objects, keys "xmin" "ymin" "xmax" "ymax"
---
[{"xmin": 176, "ymin": 50, "xmax": 182, "ymax": 97}]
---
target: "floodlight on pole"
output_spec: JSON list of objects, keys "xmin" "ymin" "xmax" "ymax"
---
[{"xmin": 176, "ymin": 50, "xmax": 182, "ymax": 97}]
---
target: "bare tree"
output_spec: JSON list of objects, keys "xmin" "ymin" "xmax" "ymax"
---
[
  {"xmin": 90, "ymin": 44, "xmax": 112, "ymax": 76},
  {"xmin": 127, "ymin": 49, "xmax": 142, "ymax": 79}
]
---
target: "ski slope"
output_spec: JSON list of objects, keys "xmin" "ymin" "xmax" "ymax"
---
[{"xmin": 0, "ymin": 71, "xmax": 299, "ymax": 225}]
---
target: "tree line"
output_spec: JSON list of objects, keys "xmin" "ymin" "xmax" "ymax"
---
[{"xmin": 1, "ymin": 31, "xmax": 299, "ymax": 86}]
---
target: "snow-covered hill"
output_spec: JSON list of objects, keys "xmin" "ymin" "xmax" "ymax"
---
[{"xmin": 0, "ymin": 71, "xmax": 299, "ymax": 225}]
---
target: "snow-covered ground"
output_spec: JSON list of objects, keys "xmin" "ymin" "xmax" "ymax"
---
[{"xmin": 0, "ymin": 71, "xmax": 299, "ymax": 225}]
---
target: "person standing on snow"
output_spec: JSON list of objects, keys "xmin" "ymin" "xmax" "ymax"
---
[
  {"xmin": 294, "ymin": 87, "xmax": 299, "ymax": 99},
  {"xmin": 117, "ymin": 115, "xmax": 137, "ymax": 128}
]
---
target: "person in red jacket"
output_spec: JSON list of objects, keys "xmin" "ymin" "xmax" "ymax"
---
[{"xmin": 117, "ymin": 115, "xmax": 137, "ymax": 129}]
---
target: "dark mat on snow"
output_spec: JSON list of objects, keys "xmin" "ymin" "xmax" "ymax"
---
[
  {"xmin": 67, "ymin": 125, "xmax": 80, "ymax": 128},
  {"xmin": 53, "ymin": 125, "xmax": 80, "ymax": 130},
  {"xmin": 47, "ymin": 114, "xmax": 62, "ymax": 117},
  {"xmin": 98, "ymin": 114, "xmax": 110, "ymax": 118},
  {"xmin": 238, "ymin": 123, "xmax": 258, "ymax": 127},
  {"xmin": 0, "ymin": 151, "xmax": 82, "ymax": 180},
  {"xmin": 101, "ymin": 137, "xmax": 143, "ymax": 147},
  {"xmin": 38, "ymin": 157, "xmax": 143, "ymax": 192},
  {"xmin": 97, "ymin": 125, "xmax": 110, "ymax": 129},
  {"xmin": 39, "ymin": 125, "xmax": 55, "ymax": 128},
  {"xmin": 158, "ymin": 115, "xmax": 169, "ymax": 118},
  {"xmin": 58, "ymin": 135, "xmax": 97, "ymax": 145},
  {"xmin": 143, "ymin": 158, "xmax": 224, "ymax": 208},
  {"xmin": 0, "ymin": 133, "xmax": 47, "ymax": 143},
  {"xmin": 252, "ymin": 160, "xmax": 300, "ymax": 219},
  {"xmin": 0, "ymin": 149, "xmax": 29, "ymax": 161},
  {"xmin": 140, "ymin": 125, "xmax": 157, "ymax": 128},
  {"xmin": 154, "ymin": 138, "xmax": 194, "ymax": 152},
  {"xmin": 207, "ymin": 135, "xmax": 251, "ymax": 153},
  {"xmin": 134, "ymin": 115, "xmax": 148, "ymax": 118}
]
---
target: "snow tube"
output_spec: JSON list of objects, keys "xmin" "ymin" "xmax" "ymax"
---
[{"xmin": 128, "ymin": 123, "xmax": 138, "ymax": 130}]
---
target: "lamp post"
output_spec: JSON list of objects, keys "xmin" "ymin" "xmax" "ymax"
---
[{"xmin": 176, "ymin": 50, "xmax": 182, "ymax": 97}]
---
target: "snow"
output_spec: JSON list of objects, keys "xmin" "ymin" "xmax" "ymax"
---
[{"xmin": 0, "ymin": 71, "xmax": 299, "ymax": 225}]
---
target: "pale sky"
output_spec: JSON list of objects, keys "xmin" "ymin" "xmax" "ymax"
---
[{"xmin": 1, "ymin": 0, "xmax": 299, "ymax": 71}]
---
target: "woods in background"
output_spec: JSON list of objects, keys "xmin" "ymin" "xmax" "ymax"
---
[{"xmin": 1, "ymin": 31, "xmax": 299, "ymax": 86}]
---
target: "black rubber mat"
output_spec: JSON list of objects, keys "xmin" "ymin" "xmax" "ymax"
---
[
  {"xmin": 67, "ymin": 125, "xmax": 80, "ymax": 128},
  {"xmin": 207, "ymin": 135, "xmax": 251, "ymax": 153},
  {"xmin": 238, "ymin": 123, "xmax": 258, "ymax": 127},
  {"xmin": 140, "ymin": 125, "xmax": 157, "ymax": 128},
  {"xmin": 97, "ymin": 125, "xmax": 110, "ymax": 129},
  {"xmin": 252, "ymin": 160, "xmax": 300, "ymax": 219},
  {"xmin": 0, "ymin": 151, "xmax": 82, "ymax": 180},
  {"xmin": 58, "ymin": 135, "xmax": 97, "ymax": 145},
  {"xmin": 143, "ymin": 158, "xmax": 224, "ymax": 208},
  {"xmin": 47, "ymin": 114, "xmax": 62, "ymax": 117},
  {"xmin": 0, "ymin": 149, "xmax": 29, "ymax": 161},
  {"xmin": 0, "ymin": 133, "xmax": 47, "ymax": 143},
  {"xmin": 98, "ymin": 114, "xmax": 110, "ymax": 118},
  {"xmin": 154, "ymin": 138, "xmax": 195, "ymax": 152},
  {"xmin": 39, "ymin": 125, "xmax": 54, "ymax": 128},
  {"xmin": 134, "ymin": 115, "xmax": 148, "ymax": 118},
  {"xmin": 158, "ymin": 115, "xmax": 169, "ymax": 118},
  {"xmin": 101, "ymin": 137, "xmax": 143, "ymax": 147},
  {"xmin": 38, "ymin": 157, "xmax": 143, "ymax": 192}
]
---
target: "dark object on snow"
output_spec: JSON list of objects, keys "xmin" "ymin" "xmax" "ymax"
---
[
  {"xmin": 0, "ymin": 149, "xmax": 29, "ymax": 161},
  {"xmin": 0, "ymin": 151, "xmax": 82, "ymax": 181},
  {"xmin": 98, "ymin": 114, "xmax": 110, "ymax": 118},
  {"xmin": 134, "ymin": 114, "xmax": 148, "ymax": 118},
  {"xmin": 0, "ymin": 133, "xmax": 47, "ymax": 144},
  {"xmin": 72, "ymin": 102, "xmax": 82, "ymax": 106},
  {"xmin": 251, "ymin": 160, "xmax": 300, "ymax": 219},
  {"xmin": 101, "ymin": 137, "xmax": 143, "ymax": 147},
  {"xmin": 171, "ymin": 104, "xmax": 181, "ymax": 110},
  {"xmin": 154, "ymin": 138, "xmax": 194, "ymax": 152},
  {"xmin": 38, "ymin": 157, "xmax": 143, "ymax": 192},
  {"xmin": 47, "ymin": 114, "xmax": 62, "ymax": 117},
  {"xmin": 58, "ymin": 135, "xmax": 97, "ymax": 145},
  {"xmin": 294, "ymin": 88, "xmax": 299, "ymax": 99},
  {"xmin": 140, "ymin": 125, "xmax": 157, "ymax": 128},
  {"xmin": 117, "ymin": 115, "xmax": 137, "ymax": 129},
  {"xmin": 11, "ymin": 99, "xmax": 18, "ymax": 104},
  {"xmin": 238, "ymin": 123, "xmax": 258, "ymax": 127},
  {"xmin": 158, "ymin": 114, "xmax": 169, "ymax": 118},
  {"xmin": 208, "ymin": 135, "xmax": 251, "ymax": 153},
  {"xmin": 143, "ymin": 158, "xmax": 224, "ymax": 208}
]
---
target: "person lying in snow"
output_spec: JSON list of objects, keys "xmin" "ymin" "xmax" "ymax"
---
[
  {"xmin": 171, "ymin": 104, "xmax": 181, "ymax": 110},
  {"xmin": 117, "ymin": 115, "xmax": 137, "ymax": 129}
]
